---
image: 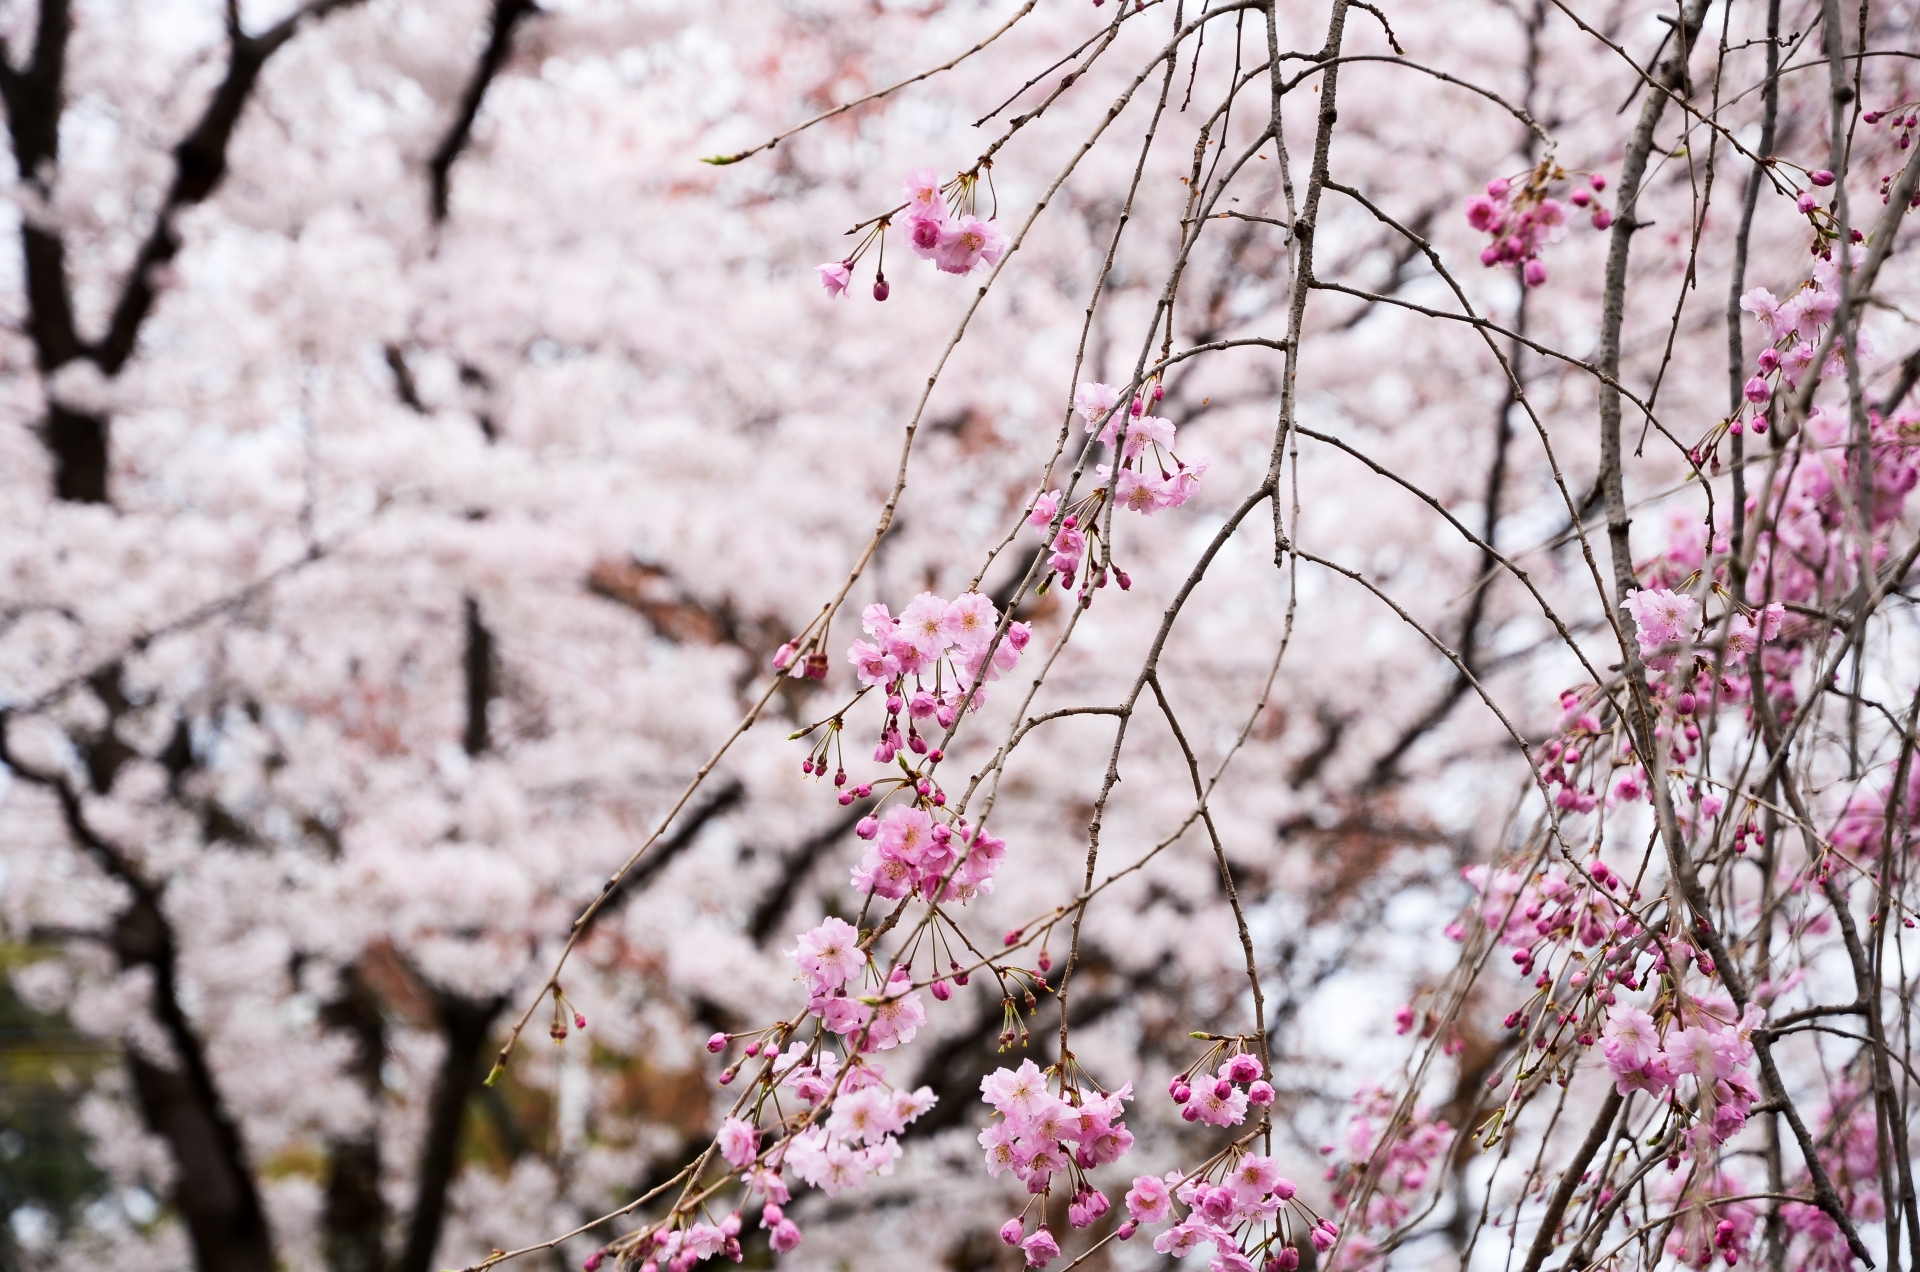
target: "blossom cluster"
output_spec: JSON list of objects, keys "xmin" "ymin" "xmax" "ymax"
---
[
  {"xmin": 848, "ymin": 592, "xmax": 1031, "ymax": 744},
  {"xmin": 1778, "ymin": 1084, "xmax": 1885, "ymax": 1272},
  {"xmin": 1464, "ymin": 167, "xmax": 1610, "ymax": 288},
  {"xmin": 980, "ymin": 1059, "xmax": 1137, "ymax": 1265},
  {"xmin": 1119, "ymin": 1153, "xmax": 1337, "ymax": 1272},
  {"xmin": 1661, "ymin": 1170, "xmax": 1759, "ymax": 1270},
  {"xmin": 1599, "ymin": 1001, "xmax": 1764, "ymax": 1149},
  {"xmin": 1168, "ymin": 1049, "xmax": 1275, "ymax": 1126},
  {"xmin": 1462, "ymin": 860, "xmax": 1627, "ymax": 983},
  {"xmin": 1734, "ymin": 263, "xmax": 1857, "ymax": 435},
  {"xmin": 605, "ymin": 939, "xmax": 948, "ymax": 1269},
  {"xmin": 1863, "ymin": 103, "xmax": 1920, "ymax": 206},
  {"xmin": 791, "ymin": 919, "xmax": 929, "ymax": 1050},
  {"xmin": 816, "ymin": 167, "xmax": 1008, "ymax": 300},
  {"xmin": 1023, "ymin": 380, "xmax": 1207, "ymax": 606},
  {"xmin": 850, "ymin": 804, "xmax": 1006, "ymax": 903},
  {"xmin": 1322, "ymin": 1089, "xmax": 1455, "ymax": 1247}
]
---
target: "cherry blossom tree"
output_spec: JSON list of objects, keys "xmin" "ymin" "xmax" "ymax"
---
[{"xmin": 2, "ymin": 3, "xmax": 1917, "ymax": 1272}]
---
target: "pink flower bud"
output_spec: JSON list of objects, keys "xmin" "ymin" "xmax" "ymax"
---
[
  {"xmin": 1591, "ymin": 207, "xmax": 1613, "ymax": 230},
  {"xmin": 856, "ymin": 816, "xmax": 879, "ymax": 839},
  {"xmin": 1588, "ymin": 173, "xmax": 1607, "ymax": 191},
  {"xmin": 1522, "ymin": 258, "xmax": 1548, "ymax": 288},
  {"xmin": 1000, "ymin": 1219, "xmax": 1025, "ymax": 1246},
  {"xmin": 1570, "ymin": 188, "xmax": 1592, "ymax": 206},
  {"xmin": 772, "ymin": 642, "xmax": 798, "ymax": 670},
  {"xmin": 1808, "ymin": 169, "xmax": 1835, "ymax": 186},
  {"xmin": 873, "ymin": 275, "xmax": 891, "ymax": 301},
  {"xmin": 770, "ymin": 1220, "xmax": 802, "ymax": 1253},
  {"xmin": 584, "ymin": 1253, "xmax": 605, "ymax": 1272},
  {"xmin": 1796, "ymin": 191, "xmax": 1818, "ymax": 213},
  {"xmin": 1248, "ymin": 1080, "xmax": 1275, "ymax": 1106},
  {"xmin": 930, "ymin": 978, "xmax": 952, "ymax": 1001},
  {"xmin": 1117, "ymin": 1221, "xmax": 1138, "ymax": 1241},
  {"xmin": 1004, "ymin": 928, "xmax": 1023, "ymax": 946},
  {"xmin": 707, "ymin": 1032, "xmax": 728, "ymax": 1053}
]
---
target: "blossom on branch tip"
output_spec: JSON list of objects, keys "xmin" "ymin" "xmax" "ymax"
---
[{"xmin": 816, "ymin": 262, "xmax": 852, "ymax": 296}]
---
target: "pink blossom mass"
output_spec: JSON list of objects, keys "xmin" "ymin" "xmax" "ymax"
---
[{"xmin": 2, "ymin": 3, "xmax": 1917, "ymax": 1272}]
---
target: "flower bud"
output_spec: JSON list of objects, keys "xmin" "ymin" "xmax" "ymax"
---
[
  {"xmin": 873, "ymin": 275, "xmax": 891, "ymax": 301},
  {"xmin": 856, "ymin": 816, "xmax": 879, "ymax": 840},
  {"xmin": 1000, "ymin": 1219, "xmax": 1025, "ymax": 1246},
  {"xmin": 707, "ymin": 1032, "xmax": 728, "ymax": 1053},
  {"xmin": 931, "ymin": 978, "xmax": 952, "ymax": 1001},
  {"xmin": 1809, "ymin": 169, "xmax": 1835, "ymax": 186},
  {"xmin": 1591, "ymin": 207, "xmax": 1613, "ymax": 229},
  {"xmin": 1248, "ymin": 1079, "xmax": 1275, "ymax": 1106}
]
